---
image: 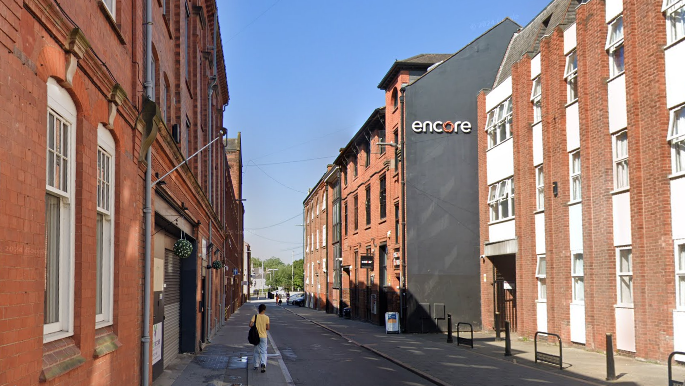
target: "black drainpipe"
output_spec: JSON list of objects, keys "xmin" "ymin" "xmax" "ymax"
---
[{"xmin": 399, "ymin": 86, "xmax": 408, "ymax": 332}]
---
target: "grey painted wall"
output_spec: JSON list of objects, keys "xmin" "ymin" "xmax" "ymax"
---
[{"xmin": 404, "ymin": 20, "xmax": 519, "ymax": 332}]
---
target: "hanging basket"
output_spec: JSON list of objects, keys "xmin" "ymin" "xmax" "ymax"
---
[
  {"xmin": 211, "ymin": 260, "xmax": 223, "ymax": 270},
  {"xmin": 173, "ymin": 239, "xmax": 193, "ymax": 259}
]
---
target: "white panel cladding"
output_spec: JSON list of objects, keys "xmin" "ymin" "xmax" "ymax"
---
[
  {"xmin": 672, "ymin": 177, "xmax": 685, "ymax": 239},
  {"xmin": 533, "ymin": 123, "xmax": 544, "ymax": 166},
  {"xmin": 537, "ymin": 302, "xmax": 548, "ymax": 333},
  {"xmin": 486, "ymin": 139, "xmax": 514, "ymax": 185},
  {"xmin": 564, "ymin": 23, "xmax": 577, "ymax": 54},
  {"xmin": 566, "ymin": 102, "xmax": 580, "ymax": 151},
  {"xmin": 674, "ymin": 311, "xmax": 685, "ymax": 361},
  {"xmin": 615, "ymin": 306, "xmax": 636, "ymax": 352},
  {"xmin": 486, "ymin": 77, "xmax": 512, "ymax": 112},
  {"xmin": 613, "ymin": 192, "xmax": 632, "ymax": 246},
  {"xmin": 666, "ymin": 42, "xmax": 685, "ymax": 109},
  {"xmin": 531, "ymin": 54, "xmax": 541, "ymax": 79},
  {"xmin": 569, "ymin": 203, "xmax": 584, "ymax": 251},
  {"xmin": 535, "ymin": 212, "xmax": 546, "ymax": 254},
  {"xmin": 606, "ymin": 0, "xmax": 623, "ymax": 23},
  {"xmin": 570, "ymin": 303, "xmax": 586, "ymax": 343},
  {"xmin": 489, "ymin": 219, "xmax": 516, "ymax": 243},
  {"xmin": 608, "ymin": 75, "xmax": 628, "ymax": 133}
]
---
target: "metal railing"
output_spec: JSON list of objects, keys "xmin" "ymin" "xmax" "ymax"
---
[{"xmin": 534, "ymin": 331, "xmax": 563, "ymax": 370}]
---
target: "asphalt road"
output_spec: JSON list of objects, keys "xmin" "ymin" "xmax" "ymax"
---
[{"xmin": 267, "ymin": 304, "xmax": 434, "ymax": 386}]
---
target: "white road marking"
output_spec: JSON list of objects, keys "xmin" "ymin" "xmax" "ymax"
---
[{"xmin": 267, "ymin": 331, "xmax": 295, "ymax": 386}]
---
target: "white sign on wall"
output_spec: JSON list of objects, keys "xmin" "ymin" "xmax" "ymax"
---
[
  {"xmin": 152, "ymin": 322, "xmax": 163, "ymax": 364},
  {"xmin": 411, "ymin": 120, "xmax": 472, "ymax": 134}
]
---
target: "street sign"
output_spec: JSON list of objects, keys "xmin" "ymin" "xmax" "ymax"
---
[
  {"xmin": 233, "ymin": 268, "xmax": 239, "ymax": 275},
  {"xmin": 360, "ymin": 255, "xmax": 374, "ymax": 269}
]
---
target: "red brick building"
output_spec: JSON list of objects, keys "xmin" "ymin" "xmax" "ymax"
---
[
  {"xmin": 304, "ymin": 170, "xmax": 330, "ymax": 311},
  {"xmin": 478, "ymin": 0, "xmax": 685, "ymax": 362},
  {"xmin": 0, "ymin": 0, "xmax": 242, "ymax": 384}
]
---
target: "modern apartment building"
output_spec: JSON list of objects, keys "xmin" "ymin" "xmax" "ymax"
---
[{"xmin": 478, "ymin": 0, "xmax": 685, "ymax": 361}]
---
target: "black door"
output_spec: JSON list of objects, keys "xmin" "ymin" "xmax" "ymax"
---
[
  {"xmin": 493, "ymin": 259, "xmax": 517, "ymax": 332},
  {"xmin": 201, "ymin": 276, "xmax": 206, "ymax": 343},
  {"xmin": 378, "ymin": 245, "xmax": 388, "ymax": 325}
]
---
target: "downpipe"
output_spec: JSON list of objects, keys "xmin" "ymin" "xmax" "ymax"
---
[{"xmin": 142, "ymin": 0, "xmax": 153, "ymax": 382}]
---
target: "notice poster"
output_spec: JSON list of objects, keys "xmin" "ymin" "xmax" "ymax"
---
[
  {"xmin": 152, "ymin": 322, "xmax": 163, "ymax": 364},
  {"xmin": 371, "ymin": 294, "xmax": 377, "ymax": 314},
  {"xmin": 385, "ymin": 312, "xmax": 400, "ymax": 334}
]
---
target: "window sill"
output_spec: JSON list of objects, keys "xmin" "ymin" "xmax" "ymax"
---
[
  {"xmin": 488, "ymin": 217, "xmax": 515, "ymax": 226},
  {"xmin": 610, "ymin": 187, "xmax": 630, "ymax": 195},
  {"xmin": 163, "ymin": 15, "xmax": 174, "ymax": 39},
  {"xmin": 673, "ymin": 309, "xmax": 685, "ymax": 313},
  {"xmin": 186, "ymin": 78, "xmax": 193, "ymax": 99},
  {"xmin": 566, "ymin": 200, "xmax": 582, "ymax": 206},
  {"xmin": 97, "ymin": 1, "xmax": 126, "ymax": 45},
  {"xmin": 365, "ymin": 225, "xmax": 372, "ymax": 230},
  {"xmin": 665, "ymin": 35, "xmax": 685, "ymax": 51},
  {"xmin": 93, "ymin": 326, "xmax": 122, "ymax": 359},
  {"xmin": 606, "ymin": 72, "xmax": 625, "ymax": 84},
  {"xmin": 571, "ymin": 301, "xmax": 586, "ymax": 306},
  {"xmin": 95, "ymin": 320, "xmax": 113, "ymax": 330},
  {"xmin": 486, "ymin": 136, "xmax": 513, "ymax": 152},
  {"xmin": 535, "ymin": 299, "xmax": 547, "ymax": 304},
  {"xmin": 41, "ymin": 337, "xmax": 86, "ymax": 382},
  {"xmin": 614, "ymin": 304, "xmax": 634, "ymax": 309},
  {"xmin": 669, "ymin": 171, "xmax": 685, "ymax": 180},
  {"xmin": 533, "ymin": 209, "xmax": 544, "ymax": 215},
  {"xmin": 565, "ymin": 99, "xmax": 579, "ymax": 109},
  {"xmin": 43, "ymin": 330, "xmax": 74, "ymax": 344},
  {"xmin": 532, "ymin": 119, "xmax": 542, "ymax": 126},
  {"xmin": 379, "ymin": 218, "xmax": 387, "ymax": 225}
]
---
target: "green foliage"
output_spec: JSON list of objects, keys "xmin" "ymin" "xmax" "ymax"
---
[{"xmin": 252, "ymin": 257, "xmax": 304, "ymax": 291}]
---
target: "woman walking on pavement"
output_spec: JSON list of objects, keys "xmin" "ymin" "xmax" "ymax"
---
[{"xmin": 249, "ymin": 304, "xmax": 270, "ymax": 372}]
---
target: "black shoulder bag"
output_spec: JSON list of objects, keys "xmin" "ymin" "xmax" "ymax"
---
[{"xmin": 248, "ymin": 314, "xmax": 260, "ymax": 345}]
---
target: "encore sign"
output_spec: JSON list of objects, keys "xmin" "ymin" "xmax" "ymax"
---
[{"xmin": 411, "ymin": 120, "xmax": 472, "ymax": 134}]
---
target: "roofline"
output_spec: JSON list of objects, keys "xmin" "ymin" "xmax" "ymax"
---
[
  {"xmin": 332, "ymin": 107, "xmax": 385, "ymax": 167},
  {"xmin": 377, "ymin": 62, "xmax": 436, "ymax": 91}
]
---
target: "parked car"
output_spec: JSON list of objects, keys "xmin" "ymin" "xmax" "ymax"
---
[{"xmin": 289, "ymin": 293, "xmax": 305, "ymax": 306}]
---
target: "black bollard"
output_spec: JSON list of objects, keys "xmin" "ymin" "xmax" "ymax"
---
[
  {"xmin": 447, "ymin": 314, "xmax": 454, "ymax": 343},
  {"xmin": 504, "ymin": 321, "xmax": 512, "ymax": 356},
  {"xmin": 606, "ymin": 333, "xmax": 616, "ymax": 381},
  {"xmin": 495, "ymin": 312, "xmax": 501, "ymax": 341}
]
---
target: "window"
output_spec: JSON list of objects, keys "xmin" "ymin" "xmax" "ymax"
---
[
  {"xmin": 353, "ymin": 156, "xmax": 358, "ymax": 178},
  {"xmin": 184, "ymin": 118, "xmax": 190, "ymax": 158},
  {"xmin": 531, "ymin": 77, "xmax": 542, "ymax": 100},
  {"xmin": 379, "ymin": 130, "xmax": 386, "ymax": 155},
  {"xmin": 531, "ymin": 77, "xmax": 542, "ymax": 124},
  {"xmin": 344, "ymin": 202, "xmax": 348, "ymax": 236},
  {"xmin": 487, "ymin": 177, "xmax": 515, "ymax": 222},
  {"xmin": 162, "ymin": 81, "xmax": 168, "ymax": 124},
  {"xmin": 668, "ymin": 105, "xmax": 685, "ymax": 173},
  {"xmin": 570, "ymin": 151, "xmax": 581, "ymax": 201},
  {"xmin": 322, "ymin": 225, "xmax": 326, "ymax": 246},
  {"xmin": 96, "ymin": 126, "xmax": 115, "ymax": 325},
  {"xmin": 394, "ymin": 131, "xmax": 399, "ymax": 168},
  {"xmin": 306, "ymin": 230, "xmax": 309, "ymax": 252},
  {"xmin": 606, "ymin": 16, "xmax": 625, "ymax": 77},
  {"xmin": 365, "ymin": 141, "xmax": 371, "ymax": 167},
  {"xmin": 379, "ymin": 175, "xmax": 386, "ymax": 219},
  {"xmin": 185, "ymin": 2, "xmax": 190, "ymax": 79},
  {"xmin": 316, "ymin": 198, "xmax": 319, "ymax": 215},
  {"xmin": 536, "ymin": 255, "xmax": 547, "ymax": 300},
  {"xmin": 391, "ymin": 88, "xmax": 398, "ymax": 110},
  {"xmin": 353, "ymin": 194, "xmax": 358, "ymax": 231},
  {"xmin": 613, "ymin": 131, "xmax": 629, "ymax": 189},
  {"xmin": 365, "ymin": 185, "xmax": 371, "ymax": 226},
  {"xmin": 343, "ymin": 169, "xmax": 347, "ymax": 186},
  {"xmin": 395, "ymin": 203, "xmax": 400, "ymax": 243},
  {"xmin": 316, "ymin": 229, "xmax": 319, "ymax": 250},
  {"xmin": 676, "ymin": 242, "xmax": 685, "ymax": 308},
  {"xmin": 322, "ymin": 191, "xmax": 326, "ymax": 211},
  {"xmin": 572, "ymin": 253, "xmax": 584, "ymax": 303},
  {"xmin": 486, "ymin": 98, "xmax": 513, "ymax": 148},
  {"xmin": 617, "ymin": 247, "xmax": 633, "ymax": 305},
  {"xmin": 565, "ymin": 51, "xmax": 578, "ymax": 103},
  {"xmin": 536, "ymin": 166, "xmax": 544, "ymax": 210},
  {"xmin": 103, "ymin": 0, "xmax": 115, "ymax": 19},
  {"xmin": 45, "ymin": 79, "xmax": 76, "ymax": 339},
  {"xmin": 663, "ymin": 0, "xmax": 685, "ymax": 44}
]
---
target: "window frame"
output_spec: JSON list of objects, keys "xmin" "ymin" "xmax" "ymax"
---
[
  {"xmin": 184, "ymin": 1, "xmax": 190, "ymax": 80},
  {"xmin": 487, "ymin": 177, "xmax": 515, "ymax": 222},
  {"xmin": 365, "ymin": 141, "xmax": 371, "ymax": 168},
  {"xmin": 668, "ymin": 105, "xmax": 685, "ymax": 174},
  {"xmin": 365, "ymin": 185, "xmax": 371, "ymax": 226},
  {"xmin": 606, "ymin": 16, "xmax": 625, "ymax": 78},
  {"xmin": 379, "ymin": 130, "xmax": 386, "ymax": 155},
  {"xmin": 44, "ymin": 79, "xmax": 77, "ymax": 341},
  {"xmin": 536, "ymin": 166, "xmax": 544, "ymax": 211},
  {"xmin": 571, "ymin": 252, "xmax": 585, "ymax": 304},
  {"xmin": 570, "ymin": 151, "xmax": 582, "ymax": 201},
  {"xmin": 663, "ymin": 0, "xmax": 685, "ymax": 44},
  {"xmin": 96, "ymin": 125, "xmax": 115, "ymax": 327},
  {"xmin": 616, "ymin": 247, "xmax": 633, "ymax": 306},
  {"xmin": 103, "ymin": 0, "xmax": 116, "ymax": 21},
  {"xmin": 344, "ymin": 201, "xmax": 348, "ymax": 236},
  {"xmin": 536, "ymin": 255, "xmax": 547, "ymax": 301},
  {"xmin": 486, "ymin": 98, "xmax": 513, "ymax": 149},
  {"xmin": 379, "ymin": 174, "xmax": 387, "ymax": 220},
  {"xmin": 676, "ymin": 240, "xmax": 685, "ymax": 309},
  {"xmin": 353, "ymin": 194, "xmax": 358, "ymax": 231},
  {"xmin": 613, "ymin": 131, "xmax": 629, "ymax": 190},
  {"xmin": 565, "ymin": 51, "xmax": 578, "ymax": 103}
]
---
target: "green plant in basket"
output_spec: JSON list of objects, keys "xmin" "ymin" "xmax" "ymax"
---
[
  {"xmin": 212, "ymin": 260, "xmax": 223, "ymax": 270},
  {"xmin": 173, "ymin": 239, "xmax": 192, "ymax": 259}
]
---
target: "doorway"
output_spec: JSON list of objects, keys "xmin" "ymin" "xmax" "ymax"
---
[
  {"xmin": 491, "ymin": 255, "xmax": 517, "ymax": 332},
  {"xmin": 378, "ymin": 245, "xmax": 388, "ymax": 325}
]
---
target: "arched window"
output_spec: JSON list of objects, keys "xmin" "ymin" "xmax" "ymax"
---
[{"xmin": 391, "ymin": 88, "xmax": 398, "ymax": 109}]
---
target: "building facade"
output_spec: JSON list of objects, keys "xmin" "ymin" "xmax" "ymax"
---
[
  {"xmin": 478, "ymin": 0, "xmax": 685, "ymax": 362},
  {"xmin": 304, "ymin": 172, "xmax": 330, "ymax": 311},
  {"xmin": 0, "ymin": 0, "xmax": 241, "ymax": 385}
]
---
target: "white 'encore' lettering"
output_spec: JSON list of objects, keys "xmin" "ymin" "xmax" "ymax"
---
[{"xmin": 411, "ymin": 120, "xmax": 473, "ymax": 134}]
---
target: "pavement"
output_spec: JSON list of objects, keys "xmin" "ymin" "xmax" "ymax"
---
[
  {"xmin": 154, "ymin": 299, "xmax": 685, "ymax": 386},
  {"xmin": 152, "ymin": 299, "xmax": 292, "ymax": 386},
  {"xmin": 284, "ymin": 305, "xmax": 685, "ymax": 386}
]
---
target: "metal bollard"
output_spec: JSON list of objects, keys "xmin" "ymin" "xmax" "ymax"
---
[
  {"xmin": 606, "ymin": 333, "xmax": 616, "ymax": 381},
  {"xmin": 504, "ymin": 321, "xmax": 512, "ymax": 356},
  {"xmin": 447, "ymin": 314, "xmax": 454, "ymax": 343},
  {"xmin": 495, "ymin": 312, "xmax": 501, "ymax": 341}
]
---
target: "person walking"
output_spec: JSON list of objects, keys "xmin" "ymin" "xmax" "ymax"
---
[{"xmin": 249, "ymin": 304, "xmax": 270, "ymax": 373}]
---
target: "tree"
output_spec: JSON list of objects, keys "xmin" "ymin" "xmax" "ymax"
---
[{"xmin": 252, "ymin": 257, "xmax": 304, "ymax": 291}]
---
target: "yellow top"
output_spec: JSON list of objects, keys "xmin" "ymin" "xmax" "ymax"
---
[{"xmin": 251, "ymin": 314, "xmax": 270, "ymax": 338}]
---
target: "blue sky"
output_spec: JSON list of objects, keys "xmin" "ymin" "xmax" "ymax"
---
[{"xmin": 218, "ymin": 1, "xmax": 551, "ymax": 263}]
